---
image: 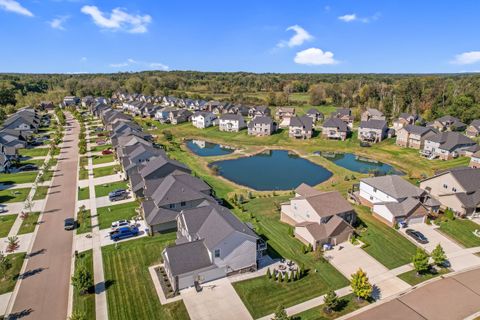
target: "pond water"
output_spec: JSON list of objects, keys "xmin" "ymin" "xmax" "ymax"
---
[
  {"xmin": 317, "ymin": 152, "xmax": 403, "ymax": 175},
  {"xmin": 186, "ymin": 139, "xmax": 235, "ymax": 157},
  {"xmin": 211, "ymin": 150, "xmax": 333, "ymax": 190}
]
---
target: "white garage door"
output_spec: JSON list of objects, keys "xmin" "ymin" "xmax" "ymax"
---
[{"xmin": 408, "ymin": 216, "xmax": 425, "ymax": 225}]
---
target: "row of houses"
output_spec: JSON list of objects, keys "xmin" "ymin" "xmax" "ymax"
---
[
  {"xmin": 92, "ymin": 103, "xmax": 267, "ymax": 293},
  {"xmin": 0, "ymin": 108, "xmax": 44, "ymax": 172}
]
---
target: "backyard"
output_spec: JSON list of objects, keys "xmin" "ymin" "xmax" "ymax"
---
[
  {"xmin": 102, "ymin": 234, "xmax": 189, "ymax": 320},
  {"xmin": 97, "ymin": 201, "xmax": 138, "ymax": 230}
]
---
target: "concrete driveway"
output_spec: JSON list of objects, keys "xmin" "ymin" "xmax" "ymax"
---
[
  {"xmin": 181, "ymin": 277, "xmax": 252, "ymax": 320},
  {"xmin": 398, "ymin": 224, "xmax": 480, "ymax": 271},
  {"xmin": 95, "ymin": 192, "xmax": 134, "ymax": 209},
  {"xmin": 324, "ymin": 242, "xmax": 410, "ymax": 299}
]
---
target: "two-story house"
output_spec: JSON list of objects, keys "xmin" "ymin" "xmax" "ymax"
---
[
  {"xmin": 248, "ymin": 106, "xmax": 271, "ymax": 118},
  {"xmin": 470, "ymin": 151, "xmax": 480, "ymax": 169},
  {"xmin": 422, "ymin": 132, "xmax": 476, "ymax": 160},
  {"xmin": 466, "ymin": 120, "xmax": 480, "ymax": 138},
  {"xmin": 430, "ymin": 115, "xmax": 467, "ymax": 132},
  {"xmin": 321, "ymin": 118, "xmax": 349, "ymax": 141},
  {"xmin": 191, "ymin": 111, "xmax": 217, "ymax": 129},
  {"xmin": 396, "ymin": 125, "xmax": 437, "ymax": 149},
  {"xmin": 306, "ymin": 108, "xmax": 324, "ymax": 122},
  {"xmin": 280, "ymin": 184, "xmax": 356, "ymax": 249},
  {"xmin": 219, "ymin": 114, "xmax": 246, "ymax": 132},
  {"xmin": 288, "ymin": 116, "xmax": 313, "ymax": 139},
  {"xmin": 361, "ymin": 108, "xmax": 386, "ymax": 122},
  {"xmin": 330, "ymin": 108, "xmax": 354, "ymax": 129},
  {"xmin": 358, "ymin": 120, "xmax": 388, "ymax": 143},
  {"xmin": 393, "ymin": 113, "xmax": 418, "ymax": 131},
  {"xmin": 247, "ymin": 116, "xmax": 277, "ymax": 136}
]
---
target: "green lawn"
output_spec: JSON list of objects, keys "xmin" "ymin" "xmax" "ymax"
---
[
  {"xmin": 77, "ymin": 209, "xmax": 92, "ymax": 234},
  {"xmin": 398, "ymin": 267, "xmax": 451, "ymax": 286},
  {"xmin": 93, "ymin": 165, "xmax": 118, "ymax": 178},
  {"xmin": 438, "ymin": 219, "xmax": 480, "ymax": 248},
  {"xmin": 95, "ymin": 181, "xmax": 129, "ymax": 198},
  {"xmin": 0, "ymin": 171, "xmax": 37, "ymax": 184},
  {"xmin": 292, "ymin": 293, "xmax": 370, "ymax": 320},
  {"xmin": 355, "ymin": 206, "xmax": 417, "ymax": 269},
  {"xmin": 19, "ymin": 147, "xmax": 49, "ymax": 158},
  {"xmin": 102, "ymin": 234, "xmax": 189, "ymax": 320},
  {"xmin": 97, "ymin": 201, "xmax": 138, "ymax": 230},
  {"xmin": 17, "ymin": 211, "xmax": 41, "ymax": 235},
  {"xmin": 42, "ymin": 169, "xmax": 54, "ymax": 181},
  {"xmin": 78, "ymin": 186, "xmax": 90, "ymax": 200},
  {"xmin": 0, "ymin": 253, "xmax": 25, "ymax": 295},
  {"xmin": 0, "ymin": 214, "xmax": 17, "ymax": 237},
  {"xmin": 233, "ymin": 195, "xmax": 349, "ymax": 318},
  {"xmin": 79, "ymin": 157, "xmax": 89, "ymax": 180},
  {"xmin": 73, "ymin": 250, "xmax": 95, "ymax": 320},
  {"xmin": 17, "ymin": 159, "xmax": 46, "ymax": 168},
  {"xmin": 90, "ymin": 144, "xmax": 112, "ymax": 153},
  {"xmin": 0, "ymin": 188, "xmax": 30, "ymax": 203},
  {"xmin": 92, "ymin": 154, "xmax": 115, "ymax": 165},
  {"xmin": 32, "ymin": 186, "xmax": 49, "ymax": 200}
]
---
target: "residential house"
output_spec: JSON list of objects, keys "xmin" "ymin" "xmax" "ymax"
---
[
  {"xmin": 466, "ymin": 120, "xmax": 480, "ymax": 138},
  {"xmin": 248, "ymin": 106, "xmax": 271, "ymax": 118},
  {"xmin": 358, "ymin": 120, "xmax": 388, "ymax": 143},
  {"xmin": 81, "ymin": 96, "xmax": 94, "ymax": 107},
  {"xmin": 276, "ymin": 107, "xmax": 295, "ymax": 119},
  {"xmin": 288, "ymin": 116, "xmax": 313, "ymax": 139},
  {"xmin": 247, "ymin": 116, "xmax": 277, "ymax": 136},
  {"xmin": 423, "ymin": 132, "xmax": 476, "ymax": 160},
  {"xmin": 63, "ymin": 96, "xmax": 80, "ymax": 106},
  {"xmin": 321, "ymin": 118, "xmax": 349, "ymax": 141},
  {"xmin": 430, "ymin": 115, "xmax": 467, "ymax": 132},
  {"xmin": 219, "ymin": 114, "xmax": 246, "ymax": 132},
  {"xmin": 361, "ymin": 108, "xmax": 385, "ymax": 122},
  {"xmin": 470, "ymin": 151, "xmax": 480, "ymax": 169},
  {"xmin": 119, "ymin": 144, "xmax": 167, "ymax": 177},
  {"xmin": 419, "ymin": 167, "xmax": 480, "ymax": 217},
  {"xmin": 280, "ymin": 183, "xmax": 356, "ymax": 249},
  {"xmin": 169, "ymin": 109, "xmax": 192, "ymax": 125},
  {"xmin": 359, "ymin": 175, "xmax": 432, "ymax": 226},
  {"xmin": 396, "ymin": 125, "xmax": 437, "ymax": 149},
  {"xmin": 162, "ymin": 203, "xmax": 260, "ymax": 292},
  {"xmin": 191, "ymin": 112, "xmax": 217, "ymax": 129},
  {"xmin": 331, "ymin": 108, "xmax": 354, "ymax": 129},
  {"xmin": 393, "ymin": 113, "xmax": 419, "ymax": 131},
  {"xmin": 306, "ymin": 108, "xmax": 324, "ymax": 122}
]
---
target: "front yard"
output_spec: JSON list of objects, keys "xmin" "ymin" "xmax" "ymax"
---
[
  {"xmin": 292, "ymin": 293, "xmax": 370, "ymax": 320},
  {"xmin": 97, "ymin": 201, "xmax": 138, "ymax": 230},
  {"xmin": 0, "ymin": 187, "xmax": 31, "ymax": 203},
  {"xmin": 92, "ymin": 154, "xmax": 115, "ymax": 165},
  {"xmin": 90, "ymin": 144, "xmax": 112, "ymax": 153},
  {"xmin": 102, "ymin": 234, "xmax": 189, "ymax": 320},
  {"xmin": 438, "ymin": 219, "xmax": 480, "ymax": 248},
  {"xmin": 0, "ymin": 214, "xmax": 17, "ymax": 237},
  {"xmin": 95, "ymin": 181, "xmax": 129, "ymax": 198},
  {"xmin": 93, "ymin": 165, "xmax": 118, "ymax": 178},
  {"xmin": 398, "ymin": 267, "xmax": 451, "ymax": 286},
  {"xmin": 18, "ymin": 147, "xmax": 49, "ymax": 158},
  {"xmin": 0, "ymin": 172, "xmax": 37, "ymax": 184},
  {"xmin": 0, "ymin": 253, "xmax": 25, "ymax": 295},
  {"xmin": 73, "ymin": 250, "xmax": 95, "ymax": 320}
]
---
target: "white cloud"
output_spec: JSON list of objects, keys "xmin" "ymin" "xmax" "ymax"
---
[
  {"xmin": 109, "ymin": 58, "xmax": 169, "ymax": 71},
  {"xmin": 49, "ymin": 16, "xmax": 69, "ymax": 30},
  {"xmin": 81, "ymin": 5, "xmax": 151, "ymax": 33},
  {"xmin": 277, "ymin": 25, "xmax": 313, "ymax": 48},
  {"xmin": 80, "ymin": 57, "xmax": 87, "ymax": 62},
  {"xmin": 0, "ymin": 0, "xmax": 33, "ymax": 17},
  {"xmin": 451, "ymin": 51, "xmax": 480, "ymax": 65},
  {"xmin": 338, "ymin": 13, "xmax": 380, "ymax": 23},
  {"xmin": 294, "ymin": 48, "xmax": 338, "ymax": 66}
]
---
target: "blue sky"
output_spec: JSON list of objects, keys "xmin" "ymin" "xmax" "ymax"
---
[{"xmin": 0, "ymin": 0, "xmax": 479, "ymax": 73}]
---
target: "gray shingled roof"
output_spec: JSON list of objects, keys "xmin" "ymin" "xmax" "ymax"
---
[
  {"xmin": 164, "ymin": 240, "xmax": 214, "ymax": 276},
  {"xmin": 220, "ymin": 113, "xmax": 243, "ymax": 121},
  {"xmin": 289, "ymin": 116, "xmax": 313, "ymax": 131},
  {"xmin": 403, "ymin": 125, "xmax": 435, "ymax": 136},
  {"xmin": 427, "ymin": 132, "xmax": 475, "ymax": 151},
  {"xmin": 384, "ymin": 197, "xmax": 424, "ymax": 218},
  {"xmin": 361, "ymin": 175, "xmax": 425, "ymax": 199},
  {"xmin": 294, "ymin": 184, "xmax": 353, "ymax": 218},
  {"xmin": 322, "ymin": 118, "xmax": 348, "ymax": 132},
  {"xmin": 248, "ymin": 116, "xmax": 274, "ymax": 128},
  {"xmin": 359, "ymin": 119, "xmax": 387, "ymax": 130}
]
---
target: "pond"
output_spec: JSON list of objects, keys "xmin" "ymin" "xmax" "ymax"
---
[
  {"xmin": 186, "ymin": 139, "xmax": 235, "ymax": 157},
  {"xmin": 317, "ymin": 152, "xmax": 403, "ymax": 175},
  {"xmin": 211, "ymin": 150, "xmax": 333, "ymax": 190}
]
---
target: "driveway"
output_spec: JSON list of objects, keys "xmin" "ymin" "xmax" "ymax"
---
[
  {"xmin": 324, "ymin": 242, "xmax": 410, "ymax": 299},
  {"xmin": 181, "ymin": 277, "xmax": 252, "ymax": 320},
  {"xmin": 95, "ymin": 192, "xmax": 134, "ymax": 209},
  {"xmin": 399, "ymin": 224, "xmax": 480, "ymax": 271},
  {"xmin": 350, "ymin": 268, "xmax": 480, "ymax": 320},
  {"xmin": 8, "ymin": 114, "xmax": 79, "ymax": 320}
]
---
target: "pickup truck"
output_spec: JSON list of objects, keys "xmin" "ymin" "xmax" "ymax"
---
[{"xmin": 110, "ymin": 226, "xmax": 139, "ymax": 241}]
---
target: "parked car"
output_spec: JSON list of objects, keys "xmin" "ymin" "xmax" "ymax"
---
[
  {"xmin": 406, "ymin": 229, "xmax": 429, "ymax": 244},
  {"xmin": 102, "ymin": 149, "xmax": 113, "ymax": 155},
  {"xmin": 19, "ymin": 164, "xmax": 38, "ymax": 172},
  {"xmin": 110, "ymin": 226, "xmax": 139, "ymax": 241},
  {"xmin": 108, "ymin": 189, "xmax": 128, "ymax": 202},
  {"xmin": 0, "ymin": 205, "xmax": 7, "ymax": 213},
  {"xmin": 111, "ymin": 219, "xmax": 130, "ymax": 230},
  {"xmin": 64, "ymin": 218, "xmax": 76, "ymax": 230}
]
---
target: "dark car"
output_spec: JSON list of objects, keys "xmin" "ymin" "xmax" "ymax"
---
[
  {"xmin": 64, "ymin": 218, "xmax": 76, "ymax": 230},
  {"xmin": 406, "ymin": 229, "xmax": 428, "ymax": 244},
  {"xmin": 108, "ymin": 189, "xmax": 128, "ymax": 202},
  {"xmin": 18, "ymin": 164, "xmax": 38, "ymax": 172}
]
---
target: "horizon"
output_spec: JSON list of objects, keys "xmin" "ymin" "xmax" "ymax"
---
[{"xmin": 1, "ymin": 1, "xmax": 480, "ymax": 73}]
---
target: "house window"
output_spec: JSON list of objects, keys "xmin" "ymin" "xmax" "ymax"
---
[
  {"xmin": 214, "ymin": 249, "xmax": 220, "ymax": 258},
  {"xmin": 180, "ymin": 201, "xmax": 186, "ymax": 207},
  {"xmin": 169, "ymin": 203, "xmax": 175, "ymax": 209}
]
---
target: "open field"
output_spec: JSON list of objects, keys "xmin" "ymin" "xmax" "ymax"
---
[
  {"xmin": 94, "ymin": 181, "xmax": 129, "ymax": 198},
  {"xmin": 0, "ymin": 253, "xmax": 25, "ymax": 295},
  {"xmin": 438, "ymin": 219, "xmax": 480, "ymax": 248},
  {"xmin": 17, "ymin": 211, "xmax": 40, "ymax": 235},
  {"xmin": 102, "ymin": 234, "xmax": 189, "ymax": 320},
  {"xmin": 97, "ymin": 201, "xmax": 138, "ymax": 230},
  {"xmin": 73, "ymin": 250, "xmax": 95, "ymax": 320},
  {"xmin": 0, "ymin": 214, "xmax": 17, "ymax": 237}
]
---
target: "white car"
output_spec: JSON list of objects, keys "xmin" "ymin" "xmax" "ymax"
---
[{"xmin": 111, "ymin": 219, "xmax": 130, "ymax": 230}]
